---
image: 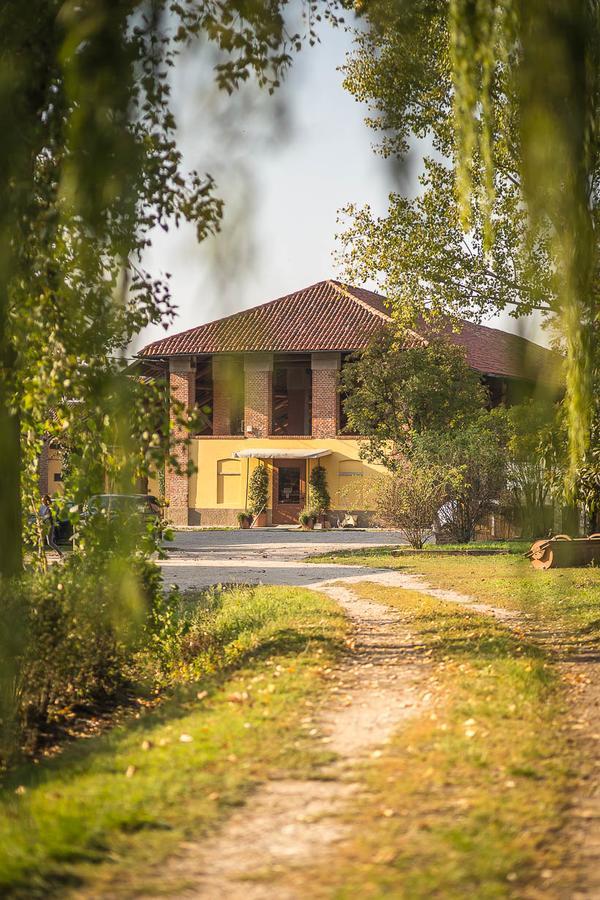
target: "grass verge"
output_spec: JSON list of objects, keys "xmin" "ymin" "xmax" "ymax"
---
[
  {"xmin": 0, "ymin": 585, "xmax": 346, "ymax": 899},
  {"xmin": 299, "ymin": 583, "xmax": 573, "ymax": 898},
  {"xmin": 307, "ymin": 548, "xmax": 600, "ymax": 636}
]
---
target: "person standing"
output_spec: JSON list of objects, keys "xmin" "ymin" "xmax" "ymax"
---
[{"xmin": 39, "ymin": 494, "xmax": 64, "ymax": 558}]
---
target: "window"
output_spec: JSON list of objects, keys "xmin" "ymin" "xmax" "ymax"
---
[
  {"xmin": 277, "ymin": 466, "xmax": 301, "ymax": 504},
  {"xmin": 272, "ymin": 355, "xmax": 312, "ymax": 435},
  {"xmin": 229, "ymin": 359, "xmax": 245, "ymax": 435},
  {"xmin": 338, "ymin": 352, "xmax": 360, "ymax": 435},
  {"xmin": 195, "ymin": 358, "xmax": 213, "ymax": 435},
  {"xmin": 216, "ymin": 459, "xmax": 242, "ymax": 506}
]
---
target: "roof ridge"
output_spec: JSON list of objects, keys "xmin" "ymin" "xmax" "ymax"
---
[
  {"xmin": 328, "ymin": 280, "xmax": 391, "ymax": 322},
  {"xmin": 139, "ymin": 280, "xmax": 338, "ymax": 356},
  {"xmin": 331, "ymin": 281, "xmax": 429, "ymax": 347}
]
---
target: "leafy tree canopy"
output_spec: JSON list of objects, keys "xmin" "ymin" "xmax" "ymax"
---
[
  {"xmin": 339, "ymin": 1, "xmax": 553, "ymax": 324},
  {"xmin": 340, "ymin": 325, "xmax": 486, "ymax": 468}
]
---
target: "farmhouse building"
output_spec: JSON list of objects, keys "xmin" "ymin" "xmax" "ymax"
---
[{"xmin": 137, "ymin": 279, "xmax": 556, "ymax": 527}]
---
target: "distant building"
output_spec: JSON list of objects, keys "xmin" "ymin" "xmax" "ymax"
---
[{"xmin": 131, "ymin": 279, "xmax": 556, "ymax": 527}]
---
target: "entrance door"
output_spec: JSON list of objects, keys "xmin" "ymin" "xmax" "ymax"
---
[{"xmin": 272, "ymin": 459, "xmax": 306, "ymax": 525}]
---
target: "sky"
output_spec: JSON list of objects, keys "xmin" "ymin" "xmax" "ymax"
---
[{"xmin": 133, "ymin": 18, "xmax": 547, "ymax": 353}]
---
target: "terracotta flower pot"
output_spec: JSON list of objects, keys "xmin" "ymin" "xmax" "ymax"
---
[{"xmin": 252, "ymin": 511, "xmax": 268, "ymax": 528}]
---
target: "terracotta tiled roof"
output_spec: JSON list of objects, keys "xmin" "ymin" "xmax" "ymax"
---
[
  {"xmin": 138, "ymin": 279, "xmax": 557, "ymax": 381},
  {"xmin": 139, "ymin": 281, "xmax": 390, "ymax": 357},
  {"xmin": 418, "ymin": 317, "xmax": 558, "ymax": 382}
]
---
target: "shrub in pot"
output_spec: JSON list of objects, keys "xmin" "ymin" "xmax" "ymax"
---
[
  {"xmin": 248, "ymin": 463, "xmax": 269, "ymax": 527},
  {"xmin": 237, "ymin": 512, "xmax": 251, "ymax": 529},
  {"xmin": 309, "ymin": 464, "xmax": 331, "ymax": 527},
  {"xmin": 299, "ymin": 509, "xmax": 315, "ymax": 530}
]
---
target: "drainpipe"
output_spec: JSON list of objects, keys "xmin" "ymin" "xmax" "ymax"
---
[{"xmin": 245, "ymin": 456, "xmax": 250, "ymax": 511}]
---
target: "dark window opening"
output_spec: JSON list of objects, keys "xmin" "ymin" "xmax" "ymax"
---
[
  {"xmin": 339, "ymin": 351, "xmax": 360, "ymax": 435},
  {"xmin": 272, "ymin": 355, "xmax": 312, "ymax": 435},
  {"xmin": 483, "ymin": 375, "xmax": 536, "ymax": 409},
  {"xmin": 195, "ymin": 357, "xmax": 213, "ymax": 435},
  {"xmin": 228, "ymin": 359, "xmax": 245, "ymax": 435}
]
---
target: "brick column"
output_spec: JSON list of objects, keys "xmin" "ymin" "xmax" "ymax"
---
[
  {"xmin": 311, "ymin": 352, "xmax": 341, "ymax": 437},
  {"xmin": 244, "ymin": 353, "xmax": 273, "ymax": 437},
  {"xmin": 38, "ymin": 440, "xmax": 49, "ymax": 496},
  {"xmin": 212, "ymin": 355, "xmax": 234, "ymax": 435},
  {"xmin": 166, "ymin": 357, "xmax": 195, "ymax": 525}
]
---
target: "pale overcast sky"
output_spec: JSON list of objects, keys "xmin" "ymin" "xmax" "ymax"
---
[{"xmin": 133, "ymin": 18, "xmax": 547, "ymax": 353}]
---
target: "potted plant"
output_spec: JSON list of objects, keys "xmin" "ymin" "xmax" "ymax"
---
[
  {"xmin": 309, "ymin": 464, "xmax": 331, "ymax": 529},
  {"xmin": 299, "ymin": 509, "xmax": 316, "ymax": 530},
  {"xmin": 237, "ymin": 511, "xmax": 251, "ymax": 529},
  {"xmin": 248, "ymin": 462, "xmax": 269, "ymax": 527}
]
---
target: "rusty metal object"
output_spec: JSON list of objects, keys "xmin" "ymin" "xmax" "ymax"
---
[{"xmin": 526, "ymin": 534, "xmax": 600, "ymax": 569}]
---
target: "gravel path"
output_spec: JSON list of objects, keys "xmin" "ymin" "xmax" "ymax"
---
[{"xmin": 140, "ymin": 578, "xmax": 434, "ymax": 898}]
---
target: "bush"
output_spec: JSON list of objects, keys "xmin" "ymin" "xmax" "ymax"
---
[
  {"xmin": 412, "ymin": 412, "xmax": 509, "ymax": 543},
  {"xmin": 374, "ymin": 463, "xmax": 458, "ymax": 549},
  {"xmin": 0, "ymin": 552, "xmax": 164, "ymax": 766},
  {"xmin": 247, "ymin": 463, "xmax": 269, "ymax": 517},
  {"xmin": 309, "ymin": 464, "xmax": 331, "ymax": 515}
]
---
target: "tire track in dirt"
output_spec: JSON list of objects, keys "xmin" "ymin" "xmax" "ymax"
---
[
  {"xmin": 136, "ymin": 566, "xmax": 600, "ymax": 898},
  {"xmin": 137, "ymin": 582, "xmax": 435, "ymax": 899},
  {"xmin": 337, "ymin": 568, "xmax": 600, "ymax": 899}
]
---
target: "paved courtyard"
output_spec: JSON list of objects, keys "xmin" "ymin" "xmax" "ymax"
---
[{"xmin": 159, "ymin": 528, "xmax": 405, "ymax": 590}]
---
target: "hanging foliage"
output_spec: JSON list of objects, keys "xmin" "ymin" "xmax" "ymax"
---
[
  {"xmin": 447, "ymin": 0, "xmax": 598, "ymax": 487},
  {"xmin": 343, "ymin": 0, "xmax": 598, "ymax": 495}
]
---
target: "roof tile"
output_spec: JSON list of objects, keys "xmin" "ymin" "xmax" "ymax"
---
[{"xmin": 139, "ymin": 279, "xmax": 558, "ymax": 381}]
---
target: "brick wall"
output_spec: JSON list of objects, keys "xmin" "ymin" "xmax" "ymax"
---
[
  {"xmin": 212, "ymin": 356, "xmax": 233, "ymax": 435},
  {"xmin": 166, "ymin": 359, "xmax": 195, "ymax": 525},
  {"xmin": 38, "ymin": 441, "xmax": 49, "ymax": 496},
  {"xmin": 244, "ymin": 354, "xmax": 273, "ymax": 437},
  {"xmin": 311, "ymin": 353, "xmax": 340, "ymax": 437}
]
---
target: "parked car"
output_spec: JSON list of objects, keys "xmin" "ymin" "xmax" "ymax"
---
[{"xmin": 85, "ymin": 494, "xmax": 162, "ymax": 525}]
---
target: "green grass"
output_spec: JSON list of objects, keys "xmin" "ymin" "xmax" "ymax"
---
[
  {"xmin": 430, "ymin": 540, "xmax": 530, "ymax": 552},
  {"xmin": 0, "ymin": 585, "xmax": 347, "ymax": 899},
  {"xmin": 307, "ymin": 548, "xmax": 600, "ymax": 636},
  {"xmin": 294, "ymin": 584, "xmax": 573, "ymax": 898}
]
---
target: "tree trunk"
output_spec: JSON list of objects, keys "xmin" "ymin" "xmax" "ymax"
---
[{"xmin": 0, "ymin": 297, "xmax": 22, "ymax": 578}]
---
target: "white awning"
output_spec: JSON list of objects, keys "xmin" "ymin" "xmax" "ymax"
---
[{"xmin": 232, "ymin": 448, "xmax": 332, "ymax": 460}]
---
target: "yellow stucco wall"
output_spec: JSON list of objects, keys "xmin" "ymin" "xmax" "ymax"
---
[
  {"xmin": 189, "ymin": 437, "xmax": 384, "ymax": 515},
  {"xmin": 48, "ymin": 450, "xmax": 64, "ymax": 495}
]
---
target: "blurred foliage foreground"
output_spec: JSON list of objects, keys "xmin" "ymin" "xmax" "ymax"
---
[{"xmin": 0, "ymin": 0, "xmax": 338, "ymax": 764}]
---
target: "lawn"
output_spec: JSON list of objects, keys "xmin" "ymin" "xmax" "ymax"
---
[
  {"xmin": 293, "ymin": 584, "xmax": 574, "ymax": 898},
  {"xmin": 0, "ymin": 585, "xmax": 347, "ymax": 899},
  {"xmin": 307, "ymin": 547, "xmax": 600, "ymax": 636}
]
